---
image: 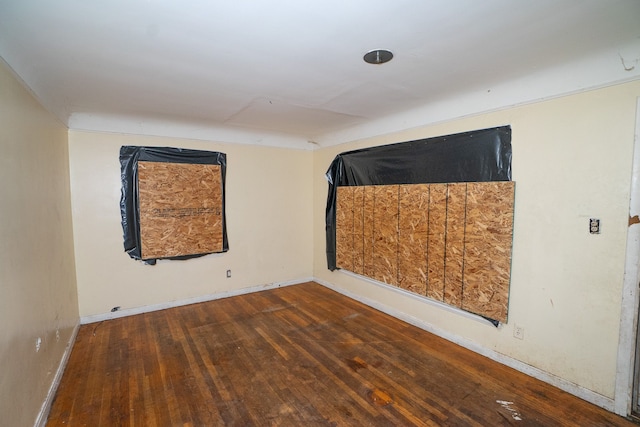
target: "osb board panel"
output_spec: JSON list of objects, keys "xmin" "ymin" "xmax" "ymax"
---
[
  {"xmin": 372, "ymin": 185, "xmax": 399, "ymax": 285},
  {"xmin": 399, "ymin": 185, "xmax": 429, "ymax": 233},
  {"xmin": 398, "ymin": 231, "xmax": 427, "ymax": 294},
  {"xmin": 335, "ymin": 186, "xmax": 355, "ymax": 272},
  {"xmin": 443, "ymin": 184, "xmax": 466, "ymax": 307},
  {"xmin": 363, "ymin": 186, "xmax": 375, "ymax": 277},
  {"xmin": 461, "ymin": 182, "xmax": 515, "ymax": 323},
  {"xmin": 353, "ymin": 186, "xmax": 365, "ymax": 275},
  {"xmin": 138, "ymin": 161, "xmax": 223, "ymax": 259},
  {"xmin": 445, "ymin": 183, "xmax": 467, "ymax": 236},
  {"xmin": 465, "ymin": 182, "xmax": 516, "ymax": 235},
  {"xmin": 426, "ymin": 184, "xmax": 447, "ymax": 302},
  {"xmin": 398, "ymin": 185, "xmax": 429, "ymax": 295},
  {"xmin": 334, "ymin": 181, "xmax": 515, "ymax": 324}
]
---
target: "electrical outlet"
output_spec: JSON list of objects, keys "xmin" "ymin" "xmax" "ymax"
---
[
  {"xmin": 226, "ymin": 269, "xmax": 232, "ymax": 278},
  {"xmin": 513, "ymin": 325, "xmax": 524, "ymax": 340},
  {"xmin": 36, "ymin": 337, "xmax": 42, "ymax": 352},
  {"xmin": 589, "ymin": 218, "xmax": 600, "ymax": 234},
  {"xmin": 56, "ymin": 329, "xmax": 60, "ymax": 342}
]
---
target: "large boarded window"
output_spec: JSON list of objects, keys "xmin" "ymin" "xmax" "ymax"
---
[
  {"xmin": 120, "ymin": 146, "xmax": 228, "ymax": 264},
  {"xmin": 335, "ymin": 182, "xmax": 515, "ymax": 323},
  {"xmin": 326, "ymin": 126, "xmax": 513, "ymax": 324}
]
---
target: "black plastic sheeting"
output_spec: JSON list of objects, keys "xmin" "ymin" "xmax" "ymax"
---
[
  {"xmin": 326, "ymin": 126, "xmax": 511, "ymax": 261},
  {"xmin": 120, "ymin": 146, "xmax": 228, "ymax": 264},
  {"xmin": 325, "ymin": 126, "xmax": 511, "ymax": 326}
]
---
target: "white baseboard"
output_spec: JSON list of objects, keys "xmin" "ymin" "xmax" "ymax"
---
[
  {"xmin": 34, "ymin": 321, "xmax": 81, "ymax": 427},
  {"xmin": 314, "ymin": 277, "xmax": 615, "ymax": 413},
  {"xmin": 80, "ymin": 277, "xmax": 313, "ymax": 324}
]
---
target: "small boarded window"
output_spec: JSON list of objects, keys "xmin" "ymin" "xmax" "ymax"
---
[{"xmin": 120, "ymin": 146, "xmax": 228, "ymax": 264}]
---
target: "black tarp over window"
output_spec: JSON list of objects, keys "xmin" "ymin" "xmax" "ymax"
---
[
  {"xmin": 120, "ymin": 146, "xmax": 228, "ymax": 264},
  {"xmin": 325, "ymin": 125, "xmax": 512, "ymax": 270}
]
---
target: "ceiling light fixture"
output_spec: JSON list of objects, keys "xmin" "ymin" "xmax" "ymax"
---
[{"xmin": 363, "ymin": 49, "xmax": 393, "ymax": 64}]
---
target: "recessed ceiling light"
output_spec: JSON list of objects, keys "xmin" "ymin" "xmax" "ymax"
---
[{"xmin": 363, "ymin": 49, "xmax": 393, "ymax": 64}]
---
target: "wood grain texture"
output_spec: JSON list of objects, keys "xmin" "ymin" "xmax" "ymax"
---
[
  {"xmin": 47, "ymin": 283, "xmax": 634, "ymax": 427},
  {"xmin": 353, "ymin": 186, "xmax": 365, "ymax": 275},
  {"xmin": 398, "ymin": 185, "xmax": 429, "ymax": 295},
  {"xmin": 363, "ymin": 186, "xmax": 375, "ymax": 278},
  {"xmin": 335, "ymin": 186, "xmax": 354, "ymax": 271},
  {"xmin": 335, "ymin": 182, "xmax": 515, "ymax": 323},
  {"xmin": 426, "ymin": 184, "xmax": 447, "ymax": 302},
  {"xmin": 462, "ymin": 182, "xmax": 515, "ymax": 323},
  {"xmin": 138, "ymin": 161, "xmax": 223, "ymax": 259},
  {"xmin": 372, "ymin": 185, "xmax": 399, "ymax": 285},
  {"xmin": 443, "ymin": 183, "xmax": 466, "ymax": 308}
]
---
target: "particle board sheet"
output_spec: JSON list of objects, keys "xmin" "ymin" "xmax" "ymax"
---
[
  {"xmin": 335, "ymin": 186, "xmax": 355, "ymax": 272},
  {"xmin": 398, "ymin": 185, "xmax": 429, "ymax": 295},
  {"xmin": 362, "ymin": 186, "xmax": 375, "ymax": 277},
  {"xmin": 462, "ymin": 182, "xmax": 515, "ymax": 323},
  {"xmin": 443, "ymin": 183, "xmax": 466, "ymax": 308},
  {"xmin": 138, "ymin": 161, "xmax": 223, "ymax": 259},
  {"xmin": 426, "ymin": 184, "xmax": 447, "ymax": 302},
  {"xmin": 352, "ymin": 186, "xmax": 365, "ymax": 275},
  {"xmin": 372, "ymin": 185, "xmax": 399, "ymax": 285},
  {"xmin": 334, "ymin": 181, "xmax": 515, "ymax": 324}
]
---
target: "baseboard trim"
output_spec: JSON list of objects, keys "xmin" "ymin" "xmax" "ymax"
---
[
  {"xmin": 315, "ymin": 277, "xmax": 615, "ymax": 413},
  {"xmin": 34, "ymin": 321, "xmax": 81, "ymax": 427},
  {"xmin": 80, "ymin": 277, "xmax": 313, "ymax": 324}
]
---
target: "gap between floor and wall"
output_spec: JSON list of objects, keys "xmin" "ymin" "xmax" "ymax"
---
[{"xmin": 34, "ymin": 323, "xmax": 80, "ymax": 427}]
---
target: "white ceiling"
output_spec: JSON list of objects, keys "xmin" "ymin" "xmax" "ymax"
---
[{"xmin": 1, "ymin": 1, "xmax": 639, "ymax": 149}]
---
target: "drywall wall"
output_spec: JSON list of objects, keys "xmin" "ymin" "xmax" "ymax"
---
[
  {"xmin": 69, "ymin": 131, "xmax": 313, "ymax": 318},
  {"xmin": 0, "ymin": 61, "xmax": 79, "ymax": 425},
  {"xmin": 314, "ymin": 80, "xmax": 640, "ymax": 400}
]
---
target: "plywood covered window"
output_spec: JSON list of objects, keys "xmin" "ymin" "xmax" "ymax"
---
[
  {"xmin": 120, "ymin": 146, "xmax": 228, "ymax": 264},
  {"xmin": 325, "ymin": 126, "xmax": 514, "ymax": 324}
]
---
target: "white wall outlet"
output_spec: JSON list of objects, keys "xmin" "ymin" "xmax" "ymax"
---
[
  {"xmin": 226, "ymin": 269, "xmax": 231, "ymax": 278},
  {"xmin": 35, "ymin": 337, "xmax": 42, "ymax": 352},
  {"xmin": 589, "ymin": 218, "xmax": 600, "ymax": 234},
  {"xmin": 513, "ymin": 325, "xmax": 524, "ymax": 340}
]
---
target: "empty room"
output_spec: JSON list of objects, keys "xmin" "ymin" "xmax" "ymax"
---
[{"xmin": 2, "ymin": 1, "xmax": 640, "ymax": 425}]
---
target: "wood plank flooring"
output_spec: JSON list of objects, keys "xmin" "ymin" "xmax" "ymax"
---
[{"xmin": 47, "ymin": 282, "xmax": 636, "ymax": 426}]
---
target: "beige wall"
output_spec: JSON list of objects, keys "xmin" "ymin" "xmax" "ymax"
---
[
  {"xmin": 313, "ymin": 80, "xmax": 640, "ymax": 399},
  {"xmin": 69, "ymin": 131, "xmax": 313, "ymax": 318},
  {"xmin": 0, "ymin": 62, "xmax": 79, "ymax": 425}
]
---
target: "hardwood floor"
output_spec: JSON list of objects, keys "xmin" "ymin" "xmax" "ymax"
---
[{"xmin": 47, "ymin": 282, "xmax": 635, "ymax": 426}]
